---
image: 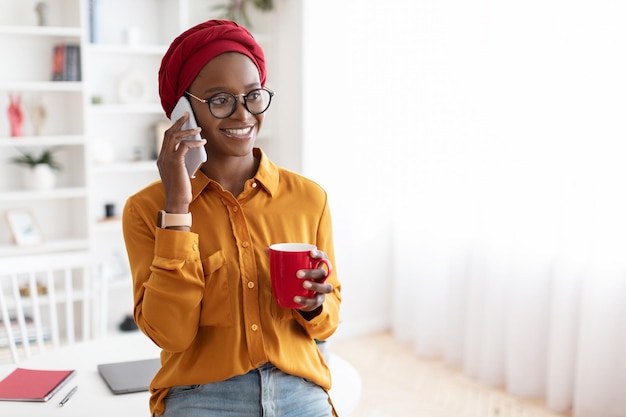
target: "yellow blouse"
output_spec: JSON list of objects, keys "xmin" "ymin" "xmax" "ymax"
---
[{"xmin": 122, "ymin": 148, "xmax": 342, "ymax": 415}]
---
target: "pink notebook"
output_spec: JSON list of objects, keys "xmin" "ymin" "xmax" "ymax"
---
[{"xmin": 0, "ymin": 368, "xmax": 76, "ymax": 402}]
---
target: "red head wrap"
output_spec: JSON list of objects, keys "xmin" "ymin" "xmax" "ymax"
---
[{"xmin": 158, "ymin": 19, "xmax": 266, "ymax": 118}]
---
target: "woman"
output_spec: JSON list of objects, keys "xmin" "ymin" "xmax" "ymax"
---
[{"xmin": 122, "ymin": 20, "xmax": 342, "ymax": 417}]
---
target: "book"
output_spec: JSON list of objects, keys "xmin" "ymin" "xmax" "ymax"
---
[
  {"xmin": 0, "ymin": 368, "xmax": 76, "ymax": 402},
  {"xmin": 0, "ymin": 316, "xmax": 51, "ymax": 347},
  {"xmin": 51, "ymin": 44, "xmax": 65, "ymax": 81},
  {"xmin": 65, "ymin": 44, "xmax": 82, "ymax": 81},
  {"xmin": 51, "ymin": 43, "xmax": 82, "ymax": 82},
  {"xmin": 89, "ymin": 0, "xmax": 100, "ymax": 43}
]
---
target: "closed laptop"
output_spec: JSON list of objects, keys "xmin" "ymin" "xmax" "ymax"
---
[{"xmin": 97, "ymin": 358, "xmax": 160, "ymax": 395}]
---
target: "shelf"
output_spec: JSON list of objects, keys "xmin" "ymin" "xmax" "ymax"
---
[
  {"xmin": 0, "ymin": 0, "xmax": 282, "ymax": 339},
  {"xmin": 2, "ymin": 289, "xmax": 93, "ymax": 309},
  {"xmin": 0, "ymin": 81, "xmax": 83, "ymax": 92},
  {"xmin": 94, "ymin": 218, "xmax": 122, "ymax": 233},
  {"xmin": 0, "ymin": 187, "xmax": 88, "ymax": 202},
  {"xmin": 0, "ymin": 25, "xmax": 82, "ymax": 37},
  {"xmin": 92, "ymin": 160, "xmax": 157, "ymax": 174},
  {"xmin": 89, "ymin": 104, "xmax": 164, "ymax": 114},
  {"xmin": 88, "ymin": 43, "xmax": 167, "ymax": 56},
  {"xmin": 0, "ymin": 239, "xmax": 90, "ymax": 258},
  {"xmin": 0, "ymin": 135, "xmax": 85, "ymax": 148}
]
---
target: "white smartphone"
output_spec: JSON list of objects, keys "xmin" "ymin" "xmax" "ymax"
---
[{"xmin": 170, "ymin": 96, "xmax": 207, "ymax": 178}]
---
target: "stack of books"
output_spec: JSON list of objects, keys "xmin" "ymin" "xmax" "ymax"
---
[
  {"xmin": 51, "ymin": 43, "xmax": 81, "ymax": 82},
  {"xmin": 0, "ymin": 316, "xmax": 50, "ymax": 348}
]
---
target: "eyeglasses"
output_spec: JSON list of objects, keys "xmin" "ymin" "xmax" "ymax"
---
[{"xmin": 185, "ymin": 88, "xmax": 275, "ymax": 119}]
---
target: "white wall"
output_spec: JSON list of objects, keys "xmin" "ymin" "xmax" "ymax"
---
[
  {"xmin": 271, "ymin": 0, "xmax": 304, "ymax": 173},
  {"xmin": 300, "ymin": 1, "xmax": 398, "ymax": 339},
  {"xmin": 299, "ymin": 0, "xmax": 626, "ymax": 346}
]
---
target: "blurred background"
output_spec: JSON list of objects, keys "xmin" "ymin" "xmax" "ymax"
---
[
  {"xmin": 1, "ymin": 1, "xmax": 624, "ymax": 416},
  {"xmin": 299, "ymin": 1, "xmax": 626, "ymax": 416}
]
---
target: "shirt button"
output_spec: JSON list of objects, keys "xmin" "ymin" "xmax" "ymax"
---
[
  {"xmin": 232, "ymin": 206, "xmax": 239, "ymax": 212},
  {"xmin": 252, "ymin": 182, "xmax": 257, "ymax": 188},
  {"xmin": 242, "ymin": 241, "xmax": 250, "ymax": 248},
  {"xmin": 251, "ymin": 324, "xmax": 258, "ymax": 331},
  {"xmin": 247, "ymin": 281, "xmax": 255, "ymax": 289},
  {"xmin": 192, "ymin": 244, "xmax": 198, "ymax": 251}
]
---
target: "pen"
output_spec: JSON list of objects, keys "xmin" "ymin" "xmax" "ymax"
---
[{"xmin": 59, "ymin": 385, "xmax": 78, "ymax": 407}]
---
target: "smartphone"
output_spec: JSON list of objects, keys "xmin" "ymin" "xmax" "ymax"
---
[{"xmin": 170, "ymin": 96, "xmax": 207, "ymax": 178}]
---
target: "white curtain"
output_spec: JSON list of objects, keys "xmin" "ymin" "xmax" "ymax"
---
[
  {"xmin": 300, "ymin": 1, "xmax": 626, "ymax": 415},
  {"xmin": 388, "ymin": 1, "xmax": 626, "ymax": 416}
]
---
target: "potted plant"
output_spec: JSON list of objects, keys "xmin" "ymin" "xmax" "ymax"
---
[
  {"xmin": 10, "ymin": 149, "xmax": 62, "ymax": 190},
  {"xmin": 214, "ymin": 0, "xmax": 274, "ymax": 27}
]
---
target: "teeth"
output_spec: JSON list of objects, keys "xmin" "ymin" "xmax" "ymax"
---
[{"xmin": 225, "ymin": 127, "xmax": 252, "ymax": 135}]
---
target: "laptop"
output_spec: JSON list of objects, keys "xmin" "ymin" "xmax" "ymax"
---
[{"xmin": 97, "ymin": 358, "xmax": 161, "ymax": 394}]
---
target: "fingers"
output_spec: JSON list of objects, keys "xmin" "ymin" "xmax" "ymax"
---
[
  {"xmin": 296, "ymin": 268, "xmax": 328, "ymax": 281},
  {"xmin": 162, "ymin": 113, "xmax": 189, "ymax": 152},
  {"xmin": 296, "ymin": 250, "xmax": 331, "ymax": 282},
  {"xmin": 295, "ymin": 293, "xmax": 326, "ymax": 311},
  {"xmin": 156, "ymin": 113, "xmax": 204, "ymax": 204},
  {"xmin": 309, "ymin": 249, "xmax": 327, "ymax": 260},
  {"xmin": 294, "ymin": 281, "xmax": 333, "ymax": 311},
  {"xmin": 161, "ymin": 112, "xmax": 203, "ymax": 153},
  {"xmin": 303, "ymin": 280, "xmax": 333, "ymax": 294},
  {"xmin": 157, "ymin": 113, "xmax": 204, "ymax": 175},
  {"xmin": 277, "ymin": 247, "xmax": 333, "ymax": 312},
  {"xmin": 176, "ymin": 137, "xmax": 206, "ymax": 152}
]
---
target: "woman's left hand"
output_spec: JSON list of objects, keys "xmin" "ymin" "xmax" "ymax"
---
[{"xmin": 295, "ymin": 249, "xmax": 333, "ymax": 315}]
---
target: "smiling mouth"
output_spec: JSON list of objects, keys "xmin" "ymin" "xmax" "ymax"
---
[{"xmin": 223, "ymin": 127, "xmax": 253, "ymax": 136}]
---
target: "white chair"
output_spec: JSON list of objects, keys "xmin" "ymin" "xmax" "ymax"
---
[{"xmin": 0, "ymin": 250, "xmax": 105, "ymax": 364}]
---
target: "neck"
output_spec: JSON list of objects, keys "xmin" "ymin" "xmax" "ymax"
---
[{"xmin": 201, "ymin": 152, "xmax": 259, "ymax": 196}]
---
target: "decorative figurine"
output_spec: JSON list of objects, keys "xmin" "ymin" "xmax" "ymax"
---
[
  {"xmin": 8, "ymin": 93, "xmax": 24, "ymax": 137},
  {"xmin": 31, "ymin": 98, "xmax": 47, "ymax": 136},
  {"xmin": 35, "ymin": 2, "xmax": 48, "ymax": 26}
]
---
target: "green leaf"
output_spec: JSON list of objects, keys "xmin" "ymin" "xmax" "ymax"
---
[{"xmin": 10, "ymin": 149, "xmax": 62, "ymax": 171}]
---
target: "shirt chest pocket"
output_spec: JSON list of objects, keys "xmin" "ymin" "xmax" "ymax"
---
[{"xmin": 199, "ymin": 251, "xmax": 233, "ymax": 327}]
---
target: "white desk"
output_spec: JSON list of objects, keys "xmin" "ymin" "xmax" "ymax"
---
[{"xmin": 0, "ymin": 332, "xmax": 360, "ymax": 416}]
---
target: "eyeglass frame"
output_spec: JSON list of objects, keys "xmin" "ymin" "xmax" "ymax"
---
[{"xmin": 185, "ymin": 88, "xmax": 275, "ymax": 119}]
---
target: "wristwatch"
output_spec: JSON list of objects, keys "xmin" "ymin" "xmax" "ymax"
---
[{"xmin": 157, "ymin": 210, "xmax": 192, "ymax": 228}]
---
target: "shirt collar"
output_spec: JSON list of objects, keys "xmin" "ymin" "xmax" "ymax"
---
[
  {"xmin": 252, "ymin": 148, "xmax": 279, "ymax": 197},
  {"xmin": 190, "ymin": 148, "xmax": 279, "ymax": 199}
]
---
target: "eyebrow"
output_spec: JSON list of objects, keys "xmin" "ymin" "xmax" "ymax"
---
[{"xmin": 200, "ymin": 83, "xmax": 261, "ymax": 95}]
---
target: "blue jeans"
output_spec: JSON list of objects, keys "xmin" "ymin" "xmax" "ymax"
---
[{"xmin": 156, "ymin": 363, "xmax": 333, "ymax": 417}]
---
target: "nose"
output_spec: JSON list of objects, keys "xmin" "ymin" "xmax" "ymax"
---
[{"xmin": 230, "ymin": 97, "xmax": 252, "ymax": 120}]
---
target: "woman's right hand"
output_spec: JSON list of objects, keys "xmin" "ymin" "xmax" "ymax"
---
[{"xmin": 156, "ymin": 112, "xmax": 205, "ymax": 212}]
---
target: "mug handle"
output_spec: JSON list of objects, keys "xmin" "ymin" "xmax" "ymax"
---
[{"xmin": 314, "ymin": 258, "xmax": 332, "ymax": 281}]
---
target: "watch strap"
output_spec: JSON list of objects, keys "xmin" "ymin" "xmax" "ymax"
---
[{"xmin": 158, "ymin": 210, "xmax": 192, "ymax": 228}]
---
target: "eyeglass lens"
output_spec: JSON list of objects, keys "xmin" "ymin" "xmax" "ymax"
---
[{"xmin": 208, "ymin": 89, "xmax": 272, "ymax": 119}]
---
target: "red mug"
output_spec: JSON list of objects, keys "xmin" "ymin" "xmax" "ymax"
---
[{"xmin": 269, "ymin": 243, "xmax": 332, "ymax": 309}]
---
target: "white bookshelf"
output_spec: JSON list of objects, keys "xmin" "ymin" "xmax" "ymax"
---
[{"xmin": 0, "ymin": 0, "xmax": 296, "ymax": 334}]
